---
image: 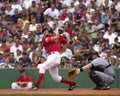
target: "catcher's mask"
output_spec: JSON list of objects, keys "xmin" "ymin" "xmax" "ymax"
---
[
  {"xmin": 42, "ymin": 27, "xmax": 53, "ymax": 34},
  {"xmin": 91, "ymin": 51, "xmax": 100, "ymax": 57}
]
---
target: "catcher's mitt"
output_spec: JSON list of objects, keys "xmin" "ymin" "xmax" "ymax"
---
[{"xmin": 67, "ymin": 68, "xmax": 80, "ymax": 79}]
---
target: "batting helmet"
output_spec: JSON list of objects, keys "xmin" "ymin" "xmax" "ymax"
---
[{"xmin": 42, "ymin": 27, "xmax": 53, "ymax": 34}]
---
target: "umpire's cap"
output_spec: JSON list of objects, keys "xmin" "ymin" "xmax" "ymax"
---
[{"xmin": 42, "ymin": 27, "xmax": 53, "ymax": 34}]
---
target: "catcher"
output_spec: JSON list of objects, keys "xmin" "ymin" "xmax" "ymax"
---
[{"xmin": 68, "ymin": 51, "xmax": 116, "ymax": 90}]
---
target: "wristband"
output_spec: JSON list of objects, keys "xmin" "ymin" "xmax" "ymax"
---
[{"xmin": 80, "ymin": 67, "xmax": 83, "ymax": 72}]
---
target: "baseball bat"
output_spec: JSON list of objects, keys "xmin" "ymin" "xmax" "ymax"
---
[{"xmin": 86, "ymin": 28, "xmax": 104, "ymax": 35}]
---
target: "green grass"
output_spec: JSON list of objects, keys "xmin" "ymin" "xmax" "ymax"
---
[{"xmin": 0, "ymin": 94, "xmax": 120, "ymax": 96}]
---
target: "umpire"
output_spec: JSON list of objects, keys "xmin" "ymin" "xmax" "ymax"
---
[{"xmin": 78, "ymin": 51, "xmax": 116, "ymax": 90}]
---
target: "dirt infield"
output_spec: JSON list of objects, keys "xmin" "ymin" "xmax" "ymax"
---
[{"xmin": 0, "ymin": 88, "xmax": 120, "ymax": 95}]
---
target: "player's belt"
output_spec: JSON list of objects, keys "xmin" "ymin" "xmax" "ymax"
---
[{"xmin": 48, "ymin": 52, "xmax": 57, "ymax": 55}]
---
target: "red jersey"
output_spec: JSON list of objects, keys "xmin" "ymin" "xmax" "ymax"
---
[
  {"xmin": 42, "ymin": 34, "xmax": 68, "ymax": 53},
  {"xmin": 16, "ymin": 75, "xmax": 32, "ymax": 82},
  {"xmin": 60, "ymin": 13, "xmax": 69, "ymax": 20},
  {"xmin": 15, "ymin": 75, "xmax": 32, "ymax": 87}
]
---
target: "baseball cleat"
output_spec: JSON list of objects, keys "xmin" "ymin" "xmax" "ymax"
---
[
  {"xmin": 68, "ymin": 83, "xmax": 77, "ymax": 91},
  {"xmin": 30, "ymin": 84, "xmax": 39, "ymax": 90},
  {"xmin": 93, "ymin": 84, "xmax": 110, "ymax": 90},
  {"xmin": 99, "ymin": 85, "xmax": 110, "ymax": 90}
]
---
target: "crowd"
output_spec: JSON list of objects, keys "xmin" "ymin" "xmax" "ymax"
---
[{"xmin": 0, "ymin": 0, "xmax": 120, "ymax": 69}]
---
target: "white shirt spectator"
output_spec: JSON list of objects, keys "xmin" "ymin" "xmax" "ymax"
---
[
  {"xmin": 10, "ymin": 45, "xmax": 23, "ymax": 55},
  {"xmin": 60, "ymin": 48, "xmax": 73, "ymax": 59},
  {"xmin": 11, "ymin": 3, "xmax": 23, "ymax": 12},
  {"xmin": 95, "ymin": 0, "xmax": 104, "ymax": 7},
  {"xmin": 60, "ymin": 0, "xmax": 73, "ymax": 6},
  {"xmin": 5, "ymin": 5, "xmax": 14, "ymax": 16},
  {"xmin": 29, "ymin": 24, "xmax": 38, "ymax": 32},
  {"xmin": 14, "ymin": 50, "xmax": 22, "ymax": 62},
  {"xmin": 44, "ymin": 8, "xmax": 60, "ymax": 18},
  {"xmin": 102, "ymin": 0, "xmax": 113, "ymax": 7},
  {"xmin": 115, "ymin": 1, "xmax": 120, "ymax": 12},
  {"xmin": 103, "ymin": 32, "xmax": 117, "ymax": 45},
  {"xmin": 74, "ymin": 0, "xmax": 80, "ymax": 6},
  {"xmin": 22, "ymin": 0, "xmax": 33, "ymax": 9},
  {"xmin": 82, "ymin": 0, "xmax": 90, "ymax": 7}
]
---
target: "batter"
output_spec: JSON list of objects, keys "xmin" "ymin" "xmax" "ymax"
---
[{"xmin": 31, "ymin": 27, "xmax": 76, "ymax": 91}]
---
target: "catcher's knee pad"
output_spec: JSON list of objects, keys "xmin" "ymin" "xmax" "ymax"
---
[{"xmin": 89, "ymin": 71, "xmax": 105, "ymax": 86}]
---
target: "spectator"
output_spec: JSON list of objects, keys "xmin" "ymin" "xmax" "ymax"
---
[
  {"xmin": 11, "ymin": 0, "xmax": 23, "ymax": 13},
  {"xmin": 22, "ymin": 0, "xmax": 33, "ymax": 9},
  {"xmin": 67, "ymin": 2, "xmax": 75, "ymax": 14},
  {"xmin": 11, "ymin": 69, "xmax": 33, "ymax": 89},
  {"xmin": 71, "ymin": 48, "xmax": 84, "ymax": 67},
  {"xmin": 33, "ymin": 50, "xmax": 42, "ymax": 65},
  {"xmin": 0, "ymin": 51, "xmax": 5, "ymax": 67},
  {"xmin": 104, "ymin": 27, "xmax": 117, "ymax": 45},
  {"xmin": 0, "ymin": 38, "xmax": 11, "ymax": 52},
  {"xmin": 35, "ymin": 24, "xmax": 44, "ymax": 42},
  {"xmin": 59, "ymin": 56, "xmax": 72, "ymax": 68},
  {"xmin": 11, "ymin": 9, "xmax": 21, "ymax": 24},
  {"xmin": 29, "ymin": 18, "xmax": 38, "ymax": 32},
  {"xmin": 93, "ymin": 31, "xmax": 106, "ymax": 45},
  {"xmin": 73, "ymin": 5, "xmax": 81, "ymax": 25},
  {"xmin": 43, "ymin": 3, "xmax": 60, "ymax": 20},
  {"xmin": 91, "ymin": 19, "xmax": 105, "ymax": 39},
  {"xmin": 60, "ymin": 7, "xmax": 68, "ymax": 21},
  {"xmin": 37, "ymin": 56, "xmax": 47, "ymax": 68},
  {"xmin": 27, "ymin": 43, "xmax": 37, "ymax": 62},
  {"xmin": 54, "ymin": 0, "xmax": 62, "ymax": 11},
  {"xmin": 0, "ymin": 27, "xmax": 10, "ymax": 42},
  {"xmin": 7, "ymin": 52, "xmax": 16, "ymax": 67},
  {"xmin": 1, "ymin": 57, "xmax": 14, "ymax": 69},
  {"xmin": 64, "ymin": 12, "xmax": 74, "ymax": 25},
  {"xmin": 27, "ymin": 31, "xmax": 35, "ymax": 44},
  {"xmin": 10, "ymin": 38, "xmax": 23, "ymax": 55},
  {"xmin": 14, "ymin": 49, "xmax": 22, "ymax": 62},
  {"xmin": 5, "ymin": 4, "xmax": 14, "ymax": 16},
  {"xmin": 60, "ymin": 45, "xmax": 73, "ymax": 60},
  {"xmin": 19, "ymin": 52, "xmax": 32, "ymax": 68},
  {"xmin": 64, "ymin": 21, "xmax": 73, "ymax": 37}
]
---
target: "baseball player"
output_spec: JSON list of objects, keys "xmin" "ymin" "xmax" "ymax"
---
[
  {"xmin": 11, "ymin": 69, "xmax": 33, "ymax": 89},
  {"xmin": 31, "ymin": 27, "xmax": 76, "ymax": 90},
  {"xmin": 76, "ymin": 51, "xmax": 116, "ymax": 90}
]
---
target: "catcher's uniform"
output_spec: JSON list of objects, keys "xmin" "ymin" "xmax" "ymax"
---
[{"xmin": 90, "ymin": 57, "xmax": 116, "ymax": 86}]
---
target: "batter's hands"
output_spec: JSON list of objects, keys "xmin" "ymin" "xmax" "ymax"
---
[{"xmin": 59, "ymin": 32, "xmax": 66, "ymax": 37}]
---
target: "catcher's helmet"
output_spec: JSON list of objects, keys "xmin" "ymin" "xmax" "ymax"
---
[
  {"xmin": 42, "ymin": 27, "xmax": 53, "ymax": 34},
  {"xmin": 91, "ymin": 51, "xmax": 100, "ymax": 57}
]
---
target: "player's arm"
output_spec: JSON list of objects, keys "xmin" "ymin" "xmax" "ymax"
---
[
  {"xmin": 49, "ymin": 35, "xmax": 60, "ymax": 41},
  {"xmin": 82, "ymin": 63, "xmax": 93, "ymax": 71},
  {"xmin": 45, "ymin": 33, "xmax": 65, "ymax": 43}
]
